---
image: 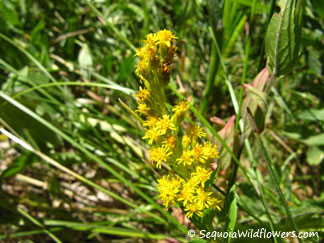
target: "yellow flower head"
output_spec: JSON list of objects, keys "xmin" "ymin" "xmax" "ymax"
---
[
  {"xmin": 194, "ymin": 187, "xmax": 213, "ymax": 209},
  {"xmin": 182, "ymin": 135, "xmax": 191, "ymax": 149},
  {"xmin": 163, "ymin": 136, "xmax": 177, "ymax": 149},
  {"xmin": 136, "ymin": 87, "xmax": 150, "ymax": 103},
  {"xmin": 156, "ymin": 29, "xmax": 178, "ymax": 47},
  {"xmin": 136, "ymin": 103, "xmax": 149, "ymax": 116},
  {"xmin": 191, "ymin": 166, "xmax": 213, "ymax": 186},
  {"xmin": 135, "ymin": 47, "xmax": 146, "ymax": 59},
  {"xmin": 209, "ymin": 197, "xmax": 222, "ymax": 211},
  {"xmin": 202, "ymin": 141, "xmax": 220, "ymax": 160},
  {"xmin": 143, "ymin": 116, "xmax": 159, "ymax": 127},
  {"xmin": 189, "ymin": 124, "xmax": 206, "ymax": 140},
  {"xmin": 133, "ymin": 30, "xmax": 222, "ymax": 220},
  {"xmin": 185, "ymin": 203, "xmax": 203, "ymax": 219},
  {"xmin": 156, "ymin": 115, "xmax": 176, "ymax": 135},
  {"xmin": 144, "ymin": 33, "xmax": 157, "ymax": 47},
  {"xmin": 157, "ymin": 175, "xmax": 181, "ymax": 208},
  {"xmin": 149, "ymin": 146, "xmax": 172, "ymax": 168},
  {"xmin": 142, "ymin": 126, "xmax": 160, "ymax": 145},
  {"xmin": 192, "ymin": 144, "xmax": 207, "ymax": 163},
  {"xmin": 176, "ymin": 149, "xmax": 194, "ymax": 166},
  {"xmin": 172, "ymin": 99, "xmax": 189, "ymax": 117},
  {"xmin": 177, "ymin": 179, "xmax": 196, "ymax": 206}
]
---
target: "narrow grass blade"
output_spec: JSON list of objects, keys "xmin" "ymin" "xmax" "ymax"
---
[
  {"xmin": 0, "ymin": 127, "xmax": 166, "ymax": 224},
  {"xmin": 0, "ymin": 92, "xmax": 187, "ymax": 233},
  {"xmin": 44, "ymin": 220, "xmax": 187, "ymax": 241},
  {"xmin": 13, "ymin": 81, "xmax": 134, "ymax": 99},
  {"xmin": 0, "ymin": 228, "xmax": 62, "ymax": 240},
  {"xmin": 0, "ymin": 58, "xmax": 61, "ymax": 105},
  {"xmin": 0, "ymin": 33, "xmax": 62, "ymax": 89},
  {"xmin": 17, "ymin": 208, "xmax": 62, "ymax": 243}
]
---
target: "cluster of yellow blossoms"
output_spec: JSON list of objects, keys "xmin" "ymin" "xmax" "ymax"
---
[{"xmin": 134, "ymin": 30, "xmax": 221, "ymax": 219}]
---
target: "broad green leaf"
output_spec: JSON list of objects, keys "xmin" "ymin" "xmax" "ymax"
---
[
  {"xmin": 78, "ymin": 44, "xmax": 93, "ymax": 79},
  {"xmin": 303, "ymin": 134, "xmax": 324, "ymax": 146},
  {"xmin": 201, "ymin": 208, "xmax": 217, "ymax": 232},
  {"xmin": 306, "ymin": 146, "xmax": 324, "ymax": 166},
  {"xmin": 265, "ymin": 0, "xmax": 304, "ymax": 76},
  {"xmin": 222, "ymin": 185, "xmax": 237, "ymax": 243},
  {"xmin": 298, "ymin": 109, "xmax": 324, "ymax": 122},
  {"xmin": 313, "ymin": 0, "xmax": 324, "ymax": 18}
]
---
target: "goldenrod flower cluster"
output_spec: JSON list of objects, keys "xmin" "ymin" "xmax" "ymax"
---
[{"xmin": 134, "ymin": 30, "xmax": 221, "ymax": 219}]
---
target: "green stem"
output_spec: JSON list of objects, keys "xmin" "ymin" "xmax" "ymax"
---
[{"xmin": 247, "ymin": 109, "xmax": 302, "ymax": 243}]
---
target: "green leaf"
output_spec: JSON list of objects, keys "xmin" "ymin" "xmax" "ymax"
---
[
  {"xmin": 254, "ymin": 106, "xmax": 265, "ymax": 134},
  {"xmin": 188, "ymin": 211, "xmax": 207, "ymax": 231},
  {"xmin": 303, "ymin": 134, "xmax": 324, "ymax": 146},
  {"xmin": 306, "ymin": 146, "xmax": 324, "ymax": 165},
  {"xmin": 201, "ymin": 208, "xmax": 217, "ymax": 232},
  {"xmin": 1, "ymin": 151, "xmax": 33, "ymax": 179},
  {"xmin": 204, "ymin": 165, "xmax": 220, "ymax": 189},
  {"xmin": 222, "ymin": 185, "xmax": 237, "ymax": 243},
  {"xmin": 265, "ymin": 0, "xmax": 304, "ymax": 76},
  {"xmin": 78, "ymin": 44, "xmax": 93, "ymax": 79},
  {"xmin": 298, "ymin": 109, "xmax": 324, "ymax": 122}
]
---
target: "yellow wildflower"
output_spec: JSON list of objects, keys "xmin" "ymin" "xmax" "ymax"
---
[
  {"xmin": 192, "ymin": 144, "xmax": 207, "ymax": 163},
  {"xmin": 143, "ymin": 116, "xmax": 158, "ymax": 127},
  {"xmin": 136, "ymin": 87, "xmax": 150, "ymax": 103},
  {"xmin": 156, "ymin": 29, "xmax": 178, "ymax": 47},
  {"xmin": 136, "ymin": 103, "xmax": 149, "ymax": 116},
  {"xmin": 136, "ymin": 59, "xmax": 149, "ymax": 75},
  {"xmin": 202, "ymin": 142, "xmax": 220, "ymax": 160},
  {"xmin": 135, "ymin": 47, "xmax": 146, "ymax": 59},
  {"xmin": 189, "ymin": 124, "xmax": 206, "ymax": 140},
  {"xmin": 156, "ymin": 115, "xmax": 176, "ymax": 135},
  {"xmin": 163, "ymin": 136, "xmax": 177, "ymax": 149},
  {"xmin": 157, "ymin": 175, "xmax": 181, "ymax": 208},
  {"xmin": 172, "ymin": 99, "xmax": 189, "ymax": 117},
  {"xmin": 142, "ymin": 127, "xmax": 160, "ymax": 145},
  {"xmin": 209, "ymin": 197, "xmax": 222, "ymax": 211},
  {"xmin": 194, "ymin": 187, "xmax": 213, "ymax": 209},
  {"xmin": 144, "ymin": 33, "xmax": 157, "ymax": 47},
  {"xmin": 182, "ymin": 135, "xmax": 191, "ymax": 149},
  {"xmin": 177, "ymin": 179, "xmax": 196, "ymax": 206},
  {"xmin": 191, "ymin": 166, "xmax": 213, "ymax": 186},
  {"xmin": 133, "ymin": 30, "xmax": 222, "ymax": 219},
  {"xmin": 176, "ymin": 150, "xmax": 194, "ymax": 166},
  {"xmin": 149, "ymin": 146, "xmax": 172, "ymax": 168},
  {"xmin": 185, "ymin": 203, "xmax": 203, "ymax": 219}
]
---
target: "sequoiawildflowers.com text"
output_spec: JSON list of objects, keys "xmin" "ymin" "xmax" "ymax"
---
[{"xmin": 187, "ymin": 228, "xmax": 319, "ymax": 240}]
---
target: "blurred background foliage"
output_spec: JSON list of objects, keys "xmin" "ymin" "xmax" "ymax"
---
[{"xmin": 0, "ymin": 0, "xmax": 323, "ymax": 242}]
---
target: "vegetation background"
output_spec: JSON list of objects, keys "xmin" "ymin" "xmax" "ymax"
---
[{"xmin": 0, "ymin": 0, "xmax": 323, "ymax": 242}]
